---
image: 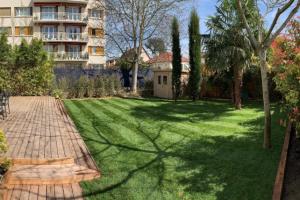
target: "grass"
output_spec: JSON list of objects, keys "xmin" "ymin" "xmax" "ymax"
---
[{"xmin": 64, "ymin": 98, "xmax": 286, "ymax": 200}]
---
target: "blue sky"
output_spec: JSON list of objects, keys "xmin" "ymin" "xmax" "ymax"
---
[
  {"xmin": 191, "ymin": 0, "xmax": 218, "ymax": 34},
  {"xmin": 178, "ymin": 0, "xmax": 299, "ymax": 55}
]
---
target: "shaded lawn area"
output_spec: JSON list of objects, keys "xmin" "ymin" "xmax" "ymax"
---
[{"xmin": 64, "ymin": 98, "xmax": 285, "ymax": 200}]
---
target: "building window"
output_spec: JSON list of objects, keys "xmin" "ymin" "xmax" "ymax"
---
[
  {"xmin": 66, "ymin": 26, "xmax": 80, "ymax": 40},
  {"xmin": 44, "ymin": 44, "xmax": 57, "ymax": 53},
  {"xmin": 41, "ymin": 7, "xmax": 57, "ymax": 20},
  {"xmin": 158, "ymin": 76, "xmax": 161, "ymax": 85},
  {"xmin": 15, "ymin": 27, "xmax": 33, "ymax": 36},
  {"xmin": 66, "ymin": 7, "xmax": 80, "ymax": 20},
  {"xmin": 67, "ymin": 44, "xmax": 81, "ymax": 58},
  {"xmin": 88, "ymin": 9, "xmax": 104, "ymax": 19},
  {"xmin": 163, "ymin": 76, "xmax": 167, "ymax": 85},
  {"xmin": 88, "ymin": 46, "xmax": 104, "ymax": 56},
  {"xmin": 15, "ymin": 7, "xmax": 32, "ymax": 17},
  {"xmin": 0, "ymin": 8, "xmax": 11, "ymax": 17},
  {"xmin": 42, "ymin": 26, "xmax": 58, "ymax": 40},
  {"xmin": 0, "ymin": 27, "xmax": 12, "ymax": 35},
  {"xmin": 88, "ymin": 28, "xmax": 104, "ymax": 37}
]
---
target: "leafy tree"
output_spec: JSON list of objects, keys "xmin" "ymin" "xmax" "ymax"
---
[
  {"xmin": 0, "ymin": 33, "xmax": 12, "ymax": 91},
  {"xmin": 12, "ymin": 38, "xmax": 54, "ymax": 95},
  {"xmin": 188, "ymin": 9, "xmax": 201, "ymax": 101},
  {"xmin": 145, "ymin": 37, "xmax": 166, "ymax": 55},
  {"xmin": 171, "ymin": 17, "xmax": 182, "ymax": 101},
  {"xmin": 15, "ymin": 39, "xmax": 47, "ymax": 69},
  {"xmin": 273, "ymin": 18, "xmax": 300, "ymax": 121},
  {"xmin": 206, "ymin": 4, "xmax": 253, "ymax": 109},
  {"xmin": 236, "ymin": 0, "xmax": 300, "ymax": 148},
  {"xmin": 14, "ymin": 39, "xmax": 31, "ymax": 69},
  {"xmin": 0, "ymin": 33, "xmax": 12, "ymax": 65}
]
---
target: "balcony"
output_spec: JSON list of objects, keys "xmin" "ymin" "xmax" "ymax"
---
[
  {"xmin": 33, "ymin": 0, "xmax": 88, "ymax": 4},
  {"xmin": 33, "ymin": 12, "xmax": 88, "ymax": 24},
  {"xmin": 50, "ymin": 52, "xmax": 89, "ymax": 62},
  {"xmin": 41, "ymin": 32, "xmax": 88, "ymax": 43}
]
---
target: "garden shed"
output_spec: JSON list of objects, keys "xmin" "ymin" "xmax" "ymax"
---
[{"xmin": 149, "ymin": 52, "xmax": 189, "ymax": 99}]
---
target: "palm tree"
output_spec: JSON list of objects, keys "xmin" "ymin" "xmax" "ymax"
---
[{"xmin": 205, "ymin": 5, "xmax": 253, "ymax": 109}]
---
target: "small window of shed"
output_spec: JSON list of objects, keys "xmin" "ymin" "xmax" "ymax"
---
[
  {"xmin": 158, "ymin": 75, "xmax": 161, "ymax": 84},
  {"xmin": 163, "ymin": 76, "xmax": 167, "ymax": 85}
]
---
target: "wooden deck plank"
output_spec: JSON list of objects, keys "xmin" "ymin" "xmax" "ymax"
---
[
  {"xmin": 10, "ymin": 186, "xmax": 22, "ymax": 200},
  {"xmin": 0, "ymin": 97, "xmax": 99, "ymax": 199},
  {"xmin": 62, "ymin": 184, "xmax": 74, "ymax": 199},
  {"xmin": 9, "ymin": 98, "xmax": 35, "ymax": 158},
  {"xmin": 28, "ymin": 185, "xmax": 38, "ymax": 200},
  {"xmin": 54, "ymin": 185, "xmax": 64, "ymax": 199},
  {"xmin": 38, "ymin": 185, "xmax": 47, "ymax": 200},
  {"xmin": 19, "ymin": 185, "xmax": 30, "ymax": 200},
  {"xmin": 46, "ymin": 185, "xmax": 55, "ymax": 200},
  {"xmin": 71, "ymin": 184, "xmax": 84, "ymax": 200}
]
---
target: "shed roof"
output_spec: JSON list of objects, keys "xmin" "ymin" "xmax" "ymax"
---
[{"xmin": 148, "ymin": 52, "xmax": 189, "ymax": 64}]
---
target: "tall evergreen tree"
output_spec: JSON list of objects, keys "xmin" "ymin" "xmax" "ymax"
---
[
  {"xmin": 171, "ymin": 17, "xmax": 182, "ymax": 101},
  {"xmin": 188, "ymin": 9, "xmax": 201, "ymax": 101}
]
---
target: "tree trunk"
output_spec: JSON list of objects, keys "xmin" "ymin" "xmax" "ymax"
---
[
  {"xmin": 233, "ymin": 66, "xmax": 243, "ymax": 109},
  {"xmin": 231, "ymin": 80, "xmax": 235, "ymax": 104},
  {"xmin": 131, "ymin": 61, "xmax": 138, "ymax": 94},
  {"xmin": 259, "ymin": 49, "xmax": 272, "ymax": 149}
]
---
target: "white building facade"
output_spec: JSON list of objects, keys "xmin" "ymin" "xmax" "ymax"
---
[{"xmin": 0, "ymin": 0, "xmax": 106, "ymax": 68}]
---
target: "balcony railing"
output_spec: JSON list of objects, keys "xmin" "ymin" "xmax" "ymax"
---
[
  {"xmin": 42, "ymin": 32, "xmax": 88, "ymax": 42},
  {"xmin": 34, "ymin": 12, "xmax": 88, "ymax": 23},
  {"xmin": 50, "ymin": 52, "xmax": 89, "ymax": 61},
  {"xmin": 34, "ymin": 0, "xmax": 88, "ymax": 3}
]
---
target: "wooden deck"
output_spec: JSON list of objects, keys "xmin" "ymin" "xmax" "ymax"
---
[{"xmin": 0, "ymin": 96, "xmax": 100, "ymax": 199}]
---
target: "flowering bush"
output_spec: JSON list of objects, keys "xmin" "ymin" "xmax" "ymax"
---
[{"xmin": 273, "ymin": 18, "xmax": 300, "ymax": 121}]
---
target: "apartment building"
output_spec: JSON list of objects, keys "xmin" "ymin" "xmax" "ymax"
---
[{"xmin": 0, "ymin": 0, "xmax": 106, "ymax": 69}]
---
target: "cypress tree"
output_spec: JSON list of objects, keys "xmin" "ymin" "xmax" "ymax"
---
[
  {"xmin": 171, "ymin": 17, "xmax": 182, "ymax": 101},
  {"xmin": 188, "ymin": 9, "xmax": 201, "ymax": 101}
]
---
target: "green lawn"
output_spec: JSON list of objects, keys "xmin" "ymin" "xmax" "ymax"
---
[{"xmin": 64, "ymin": 98, "xmax": 285, "ymax": 200}]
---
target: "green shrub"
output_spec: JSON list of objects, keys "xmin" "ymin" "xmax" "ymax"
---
[
  {"xmin": 0, "ymin": 67, "xmax": 10, "ymax": 91},
  {"xmin": 0, "ymin": 36, "xmax": 54, "ymax": 96},
  {"xmin": 113, "ymin": 75, "xmax": 122, "ymax": 94},
  {"xmin": 94, "ymin": 76, "xmax": 102, "ymax": 97},
  {"xmin": 0, "ymin": 130, "xmax": 11, "ymax": 173},
  {"xmin": 86, "ymin": 78, "xmax": 94, "ymax": 98},
  {"xmin": 55, "ymin": 75, "xmax": 122, "ymax": 99},
  {"xmin": 108, "ymin": 76, "xmax": 115, "ymax": 96},
  {"xmin": 77, "ymin": 76, "xmax": 88, "ymax": 98},
  {"xmin": 99, "ymin": 77, "xmax": 106, "ymax": 97},
  {"xmin": 52, "ymin": 89, "xmax": 63, "ymax": 99}
]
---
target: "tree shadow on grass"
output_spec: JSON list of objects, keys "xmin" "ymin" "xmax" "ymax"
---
[
  {"xmin": 80, "ymin": 117, "xmax": 186, "ymax": 199},
  {"xmin": 128, "ymin": 99, "xmax": 263, "ymax": 123}
]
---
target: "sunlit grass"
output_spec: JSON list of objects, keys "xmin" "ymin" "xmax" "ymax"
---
[{"xmin": 64, "ymin": 98, "xmax": 285, "ymax": 200}]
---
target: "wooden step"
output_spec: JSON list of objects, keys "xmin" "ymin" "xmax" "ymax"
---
[{"xmin": 4, "ymin": 164, "xmax": 100, "ymax": 185}]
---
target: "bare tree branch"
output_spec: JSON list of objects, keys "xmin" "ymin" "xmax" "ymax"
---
[
  {"xmin": 265, "ymin": 0, "xmax": 300, "ymax": 46},
  {"xmin": 264, "ymin": 0, "xmax": 296, "ymax": 42}
]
